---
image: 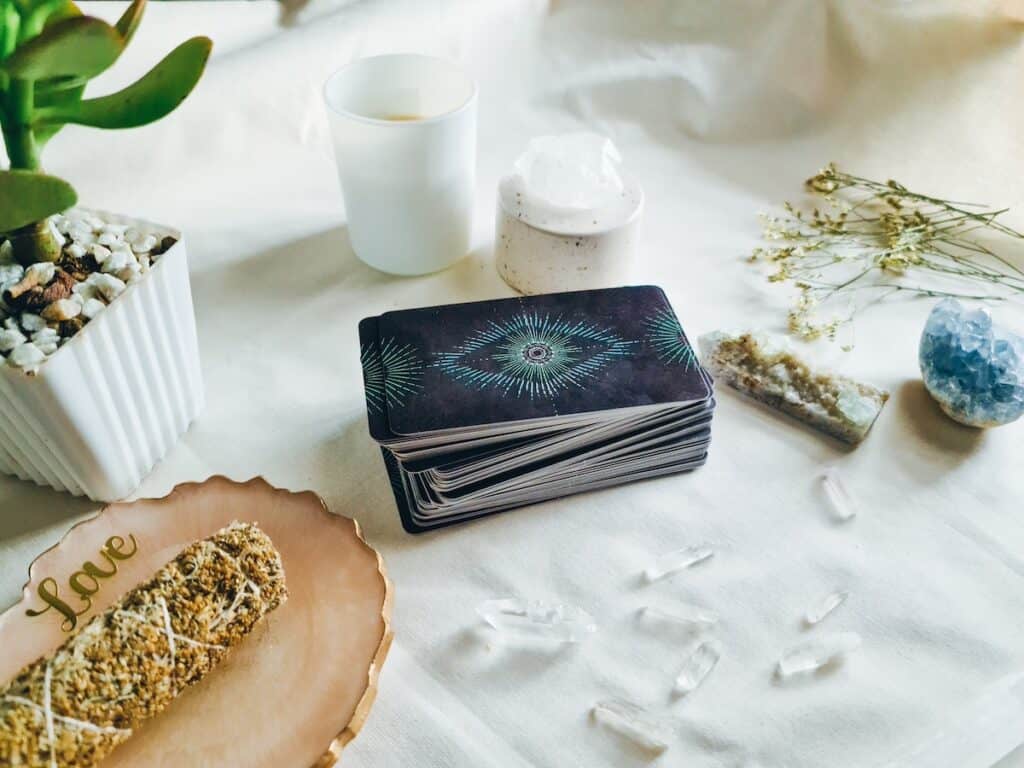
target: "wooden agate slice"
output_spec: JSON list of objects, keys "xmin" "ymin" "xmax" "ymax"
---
[{"xmin": 0, "ymin": 477, "xmax": 392, "ymax": 768}]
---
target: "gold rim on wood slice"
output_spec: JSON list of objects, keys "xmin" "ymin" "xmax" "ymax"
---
[{"xmin": 0, "ymin": 476, "xmax": 393, "ymax": 768}]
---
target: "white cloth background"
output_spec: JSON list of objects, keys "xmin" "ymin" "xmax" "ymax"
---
[{"xmin": 2, "ymin": 1, "xmax": 1024, "ymax": 766}]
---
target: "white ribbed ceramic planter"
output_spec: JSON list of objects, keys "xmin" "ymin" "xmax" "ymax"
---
[{"xmin": 0, "ymin": 211, "xmax": 204, "ymax": 501}]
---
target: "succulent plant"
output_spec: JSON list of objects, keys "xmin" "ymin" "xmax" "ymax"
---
[{"xmin": 0, "ymin": 0, "xmax": 211, "ymax": 266}]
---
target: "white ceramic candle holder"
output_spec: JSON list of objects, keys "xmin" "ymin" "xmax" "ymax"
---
[{"xmin": 495, "ymin": 171, "xmax": 644, "ymax": 295}]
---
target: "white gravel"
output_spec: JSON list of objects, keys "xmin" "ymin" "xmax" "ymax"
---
[
  {"xmin": 8, "ymin": 342, "xmax": 45, "ymax": 369},
  {"xmin": 1, "ymin": 209, "xmax": 174, "ymax": 373}
]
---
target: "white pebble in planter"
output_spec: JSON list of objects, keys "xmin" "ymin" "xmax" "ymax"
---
[
  {"xmin": 496, "ymin": 133, "xmax": 643, "ymax": 295},
  {"xmin": 0, "ymin": 210, "xmax": 204, "ymax": 501}
]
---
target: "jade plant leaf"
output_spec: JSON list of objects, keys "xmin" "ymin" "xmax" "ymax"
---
[
  {"xmin": 0, "ymin": 170, "xmax": 76, "ymax": 232},
  {"xmin": 34, "ymin": 78, "xmax": 84, "ymax": 146},
  {"xmin": 41, "ymin": 0, "xmax": 81, "ymax": 28},
  {"xmin": 1, "ymin": 2, "xmax": 19, "ymax": 60},
  {"xmin": 19, "ymin": 0, "xmax": 76, "ymax": 44},
  {"xmin": 2, "ymin": 16, "xmax": 121, "ymax": 80},
  {"xmin": 115, "ymin": 0, "xmax": 145, "ymax": 45},
  {"xmin": 34, "ymin": 36, "xmax": 211, "ymax": 129},
  {"xmin": 34, "ymin": 73, "xmax": 84, "ymax": 101}
]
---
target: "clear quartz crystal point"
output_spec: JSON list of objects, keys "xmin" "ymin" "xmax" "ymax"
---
[
  {"xmin": 591, "ymin": 699, "xmax": 670, "ymax": 754},
  {"xmin": 674, "ymin": 639, "xmax": 722, "ymax": 694},
  {"xmin": 476, "ymin": 598, "xmax": 597, "ymax": 643},
  {"xmin": 644, "ymin": 545, "xmax": 714, "ymax": 582},
  {"xmin": 641, "ymin": 603, "xmax": 719, "ymax": 629},
  {"xmin": 822, "ymin": 467, "xmax": 858, "ymax": 522},
  {"xmin": 805, "ymin": 590, "xmax": 849, "ymax": 626},
  {"xmin": 777, "ymin": 632, "xmax": 862, "ymax": 677},
  {"xmin": 514, "ymin": 133, "xmax": 624, "ymax": 210}
]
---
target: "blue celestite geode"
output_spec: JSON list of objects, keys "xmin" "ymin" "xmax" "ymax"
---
[{"xmin": 919, "ymin": 298, "xmax": 1024, "ymax": 427}]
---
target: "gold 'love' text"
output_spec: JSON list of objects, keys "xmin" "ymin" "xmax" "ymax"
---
[{"xmin": 25, "ymin": 534, "xmax": 139, "ymax": 632}]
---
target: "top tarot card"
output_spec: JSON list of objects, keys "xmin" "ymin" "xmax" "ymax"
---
[{"xmin": 375, "ymin": 286, "xmax": 711, "ymax": 436}]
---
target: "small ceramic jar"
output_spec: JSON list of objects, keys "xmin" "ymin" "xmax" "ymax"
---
[{"xmin": 495, "ymin": 171, "xmax": 644, "ymax": 295}]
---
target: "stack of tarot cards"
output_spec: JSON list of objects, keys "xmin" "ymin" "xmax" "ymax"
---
[{"xmin": 358, "ymin": 285, "xmax": 714, "ymax": 533}]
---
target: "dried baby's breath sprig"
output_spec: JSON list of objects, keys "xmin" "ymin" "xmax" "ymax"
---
[{"xmin": 752, "ymin": 163, "xmax": 1024, "ymax": 341}]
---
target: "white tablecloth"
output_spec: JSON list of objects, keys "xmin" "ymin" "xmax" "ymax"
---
[{"xmin": 2, "ymin": 2, "xmax": 1024, "ymax": 766}]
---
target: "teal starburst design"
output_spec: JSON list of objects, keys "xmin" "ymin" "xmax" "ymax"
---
[
  {"xmin": 645, "ymin": 307, "xmax": 696, "ymax": 368},
  {"xmin": 435, "ymin": 313, "xmax": 634, "ymax": 398},
  {"xmin": 360, "ymin": 338, "xmax": 424, "ymax": 413},
  {"xmin": 360, "ymin": 342, "xmax": 386, "ymax": 414}
]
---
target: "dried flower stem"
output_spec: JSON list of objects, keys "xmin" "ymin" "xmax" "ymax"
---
[{"xmin": 751, "ymin": 164, "xmax": 1024, "ymax": 341}]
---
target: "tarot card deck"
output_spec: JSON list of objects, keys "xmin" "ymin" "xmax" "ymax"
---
[{"xmin": 358, "ymin": 286, "xmax": 715, "ymax": 532}]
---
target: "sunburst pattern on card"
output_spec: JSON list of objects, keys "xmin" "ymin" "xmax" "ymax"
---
[
  {"xmin": 645, "ymin": 307, "xmax": 697, "ymax": 368},
  {"xmin": 360, "ymin": 337, "xmax": 424, "ymax": 413},
  {"xmin": 435, "ymin": 313, "xmax": 635, "ymax": 398},
  {"xmin": 359, "ymin": 342, "xmax": 386, "ymax": 414}
]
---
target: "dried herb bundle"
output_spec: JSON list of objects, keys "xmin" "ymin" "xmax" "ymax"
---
[
  {"xmin": 751, "ymin": 164, "xmax": 1024, "ymax": 341},
  {"xmin": 0, "ymin": 522, "xmax": 286, "ymax": 768}
]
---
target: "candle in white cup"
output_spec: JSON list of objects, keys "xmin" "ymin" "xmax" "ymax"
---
[{"xmin": 324, "ymin": 54, "xmax": 477, "ymax": 275}]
